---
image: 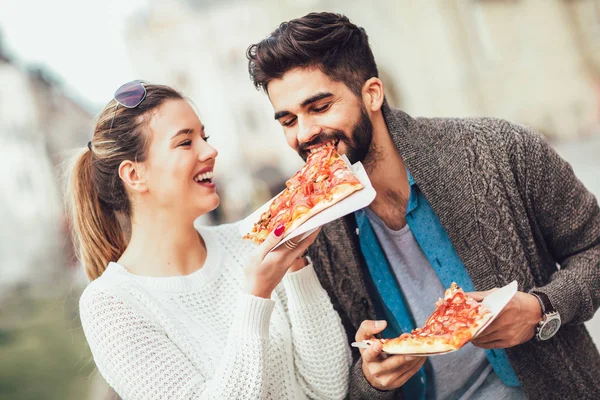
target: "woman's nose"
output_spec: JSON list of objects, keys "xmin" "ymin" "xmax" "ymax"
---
[{"xmin": 198, "ymin": 142, "xmax": 218, "ymax": 161}]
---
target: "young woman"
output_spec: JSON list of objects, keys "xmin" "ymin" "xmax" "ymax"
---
[{"xmin": 66, "ymin": 81, "xmax": 351, "ymax": 400}]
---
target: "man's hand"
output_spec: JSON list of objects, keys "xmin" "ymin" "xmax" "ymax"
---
[
  {"xmin": 468, "ymin": 290, "xmax": 543, "ymax": 349},
  {"xmin": 356, "ymin": 320, "xmax": 426, "ymax": 391}
]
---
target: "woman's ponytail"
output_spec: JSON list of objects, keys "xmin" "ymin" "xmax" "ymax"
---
[{"xmin": 65, "ymin": 147, "xmax": 126, "ymax": 281}]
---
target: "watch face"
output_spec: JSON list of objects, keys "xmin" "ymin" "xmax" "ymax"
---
[{"xmin": 540, "ymin": 318, "xmax": 561, "ymax": 340}]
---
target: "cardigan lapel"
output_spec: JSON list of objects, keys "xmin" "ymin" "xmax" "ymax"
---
[
  {"xmin": 381, "ymin": 103, "xmax": 498, "ymax": 291},
  {"xmin": 320, "ymin": 215, "xmax": 377, "ymax": 331}
]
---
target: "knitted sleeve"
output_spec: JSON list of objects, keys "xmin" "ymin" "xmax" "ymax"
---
[
  {"xmin": 279, "ymin": 263, "xmax": 352, "ymax": 399},
  {"xmin": 508, "ymin": 121, "xmax": 600, "ymax": 325},
  {"xmin": 79, "ymin": 286, "xmax": 274, "ymax": 400}
]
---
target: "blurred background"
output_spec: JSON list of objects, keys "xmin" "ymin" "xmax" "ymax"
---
[{"xmin": 0, "ymin": 0, "xmax": 599, "ymax": 398}]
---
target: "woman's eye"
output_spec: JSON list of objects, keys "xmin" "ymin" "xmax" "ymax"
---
[
  {"xmin": 202, "ymin": 135, "xmax": 210, "ymax": 142},
  {"xmin": 179, "ymin": 140, "xmax": 192, "ymax": 147}
]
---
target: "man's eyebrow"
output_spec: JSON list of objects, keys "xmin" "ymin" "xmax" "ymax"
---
[
  {"xmin": 300, "ymin": 92, "xmax": 333, "ymax": 108},
  {"xmin": 273, "ymin": 92, "xmax": 334, "ymax": 120},
  {"xmin": 274, "ymin": 111, "xmax": 290, "ymax": 121}
]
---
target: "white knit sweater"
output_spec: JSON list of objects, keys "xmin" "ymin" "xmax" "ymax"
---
[{"xmin": 79, "ymin": 223, "xmax": 351, "ymax": 400}]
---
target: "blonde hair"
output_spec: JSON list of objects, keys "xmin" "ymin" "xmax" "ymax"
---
[{"xmin": 65, "ymin": 84, "xmax": 183, "ymax": 280}]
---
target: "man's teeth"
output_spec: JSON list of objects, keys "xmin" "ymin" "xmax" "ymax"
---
[
  {"xmin": 194, "ymin": 171, "xmax": 214, "ymax": 182},
  {"xmin": 309, "ymin": 141, "xmax": 338, "ymax": 154}
]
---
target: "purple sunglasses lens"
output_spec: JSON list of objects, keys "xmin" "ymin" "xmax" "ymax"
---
[{"xmin": 114, "ymin": 81, "xmax": 146, "ymax": 108}]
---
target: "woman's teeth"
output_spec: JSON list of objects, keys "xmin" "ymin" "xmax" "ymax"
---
[{"xmin": 194, "ymin": 171, "xmax": 214, "ymax": 183}]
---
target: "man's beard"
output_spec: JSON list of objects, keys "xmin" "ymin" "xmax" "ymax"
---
[{"xmin": 298, "ymin": 106, "xmax": 375, "ymax": 165}]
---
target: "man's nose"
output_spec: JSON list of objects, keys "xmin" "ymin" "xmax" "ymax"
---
[{"xmin": 297, "ymin": 119, "xmax": 321, "ymax": 145}]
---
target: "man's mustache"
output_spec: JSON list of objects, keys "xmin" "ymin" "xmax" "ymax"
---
[{"xmin": 298, "ymin": 132, "xmax": 348, "ymax": 160}]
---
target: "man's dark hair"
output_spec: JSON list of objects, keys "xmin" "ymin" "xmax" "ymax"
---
[{"xmin": 247, "ymin": 12, "xmax": 378, "ymax": 96}]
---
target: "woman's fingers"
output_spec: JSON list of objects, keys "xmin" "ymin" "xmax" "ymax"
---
[
  {"xmin": 291, "ymin": 228, "xmax": 321, "ymax": 255},
  {"xmin": 255, "ymin": 223, "xmax": 286, "ymax": 259},
  {"xmin": 270, "ymin": 228, "xmax": 322, "ymax": 260},
  {"xmin": 245, "ymin": 226, "xmax": 321, "ymax": 298}
]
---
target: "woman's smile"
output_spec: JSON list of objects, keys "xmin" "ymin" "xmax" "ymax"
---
[{"xmin": 193, "ymin": 167, "xmax": 216, "ymax": 189}]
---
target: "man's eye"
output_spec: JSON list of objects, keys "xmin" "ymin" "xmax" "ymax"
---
[
  {"xmin": 282, "ymin": 117, "xmax": 297, "ymax": 127},
  {"xmin": 179, "ymin": 140, "xmax": 192, "ymax": 147},
  {"xmin": 313, "ymin": 104, "xmax": 330, "ymax": 113}
]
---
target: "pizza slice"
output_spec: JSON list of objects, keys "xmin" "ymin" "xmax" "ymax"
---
[
  {"xmin": 243, "ymin": 142, "xmax": 364, "ymax": 245},
  {"xmin": 379, "ymin": 283, "xmax": 492, "ymax": 354}
]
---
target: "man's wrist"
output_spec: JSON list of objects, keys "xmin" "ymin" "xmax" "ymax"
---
[
  {"xmin": 526, "ymin": 292, "xmax": 544, "ymax": 324},
  {"xmin": 355, "ymin": 359, "xmax": 395, "ymax": 395},
  {"xmin": 529, "ymin": 290, "xmax": 562, "ymax": 341}
]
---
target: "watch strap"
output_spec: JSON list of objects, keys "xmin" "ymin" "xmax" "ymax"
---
[{"xmin": 530, "ymin": 290, "xmax": 555, "ymax": 314}]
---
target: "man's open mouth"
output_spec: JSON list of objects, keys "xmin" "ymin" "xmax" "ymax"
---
[{"xmin": 308, "ymin": 139, "xmax": 340, "ymax": 154}]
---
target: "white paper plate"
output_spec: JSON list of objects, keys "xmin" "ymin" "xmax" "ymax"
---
[
  {"xmin": 351, "ymin": 280, "xmax": 519, "ymax": 356},
  {"xmin": 238, "ymin": 156, "xmax": 376, "ymax": 249},
  {"xmin": 471, "ymin": 280, "xmax": 518, "ymax": 338}
]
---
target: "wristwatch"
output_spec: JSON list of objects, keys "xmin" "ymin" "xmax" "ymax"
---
[{"xmin": 530, "ymin": 290, "xmax": 561, "ymax": 341}]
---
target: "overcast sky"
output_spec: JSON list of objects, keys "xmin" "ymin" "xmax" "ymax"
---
[{"xmin": 0, "ymin": 0, "xmax": 148, "ymax": 109}]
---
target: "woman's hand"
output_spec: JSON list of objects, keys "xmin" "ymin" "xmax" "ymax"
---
[{"xmin": 244, "ymin": 224, "xmax": 321, "ymax": 299}]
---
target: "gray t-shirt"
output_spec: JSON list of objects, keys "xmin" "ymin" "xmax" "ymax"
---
[{"xmin": 365, "ymin": 208, "xmax": 525, "ymax": 399}]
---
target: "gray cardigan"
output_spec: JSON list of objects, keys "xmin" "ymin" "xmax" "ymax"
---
[{"xmin": 307, "ymin": 104, "xmax": 600, "ymax": 399}]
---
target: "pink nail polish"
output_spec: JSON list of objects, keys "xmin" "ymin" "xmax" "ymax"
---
[{"xmin": 274, "ymin": 224, "xmax": 285, "ymax": 237}]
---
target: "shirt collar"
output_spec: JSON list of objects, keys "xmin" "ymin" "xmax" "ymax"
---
[
  {"xmin": 406, "ymin": 170, "xmax": 419, "ymax": 215},
  {"xmin": 407, "ymin": 169, "xmax": 416, "ymax": 187}
]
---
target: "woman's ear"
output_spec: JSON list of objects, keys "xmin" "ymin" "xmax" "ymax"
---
[
  {"xmin": 362, "ymin": 77, "xmax": 385, "ymax": 113},
  {"xmin": 118, "ymin": 160, "xmax": 148, "ymax": 194}
]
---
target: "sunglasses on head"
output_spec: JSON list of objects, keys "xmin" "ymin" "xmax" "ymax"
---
[
  {"xmin": 114, "ymin": 80, "xmax": 147, "ymax": 108},
  {"xmin": 89, "ymin": 80, "xmax": 148, "ymax": 151},
  {"xmin": 108, "ymin": 80, "xmax": 147, "ymax": 130}
]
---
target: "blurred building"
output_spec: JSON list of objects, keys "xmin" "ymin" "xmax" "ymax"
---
[
  {"xmin": 123, "ymin": 0, "xmax": 600, "ymax": 223},
  {"xmin": 0, "ymin": 40, "xmax": 93, "ymax": 292}
]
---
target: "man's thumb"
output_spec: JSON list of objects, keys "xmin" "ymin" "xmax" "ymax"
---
[
  {"xmin": 356, "ymin": 320, "xmax": 387, "ymax": 341},
  {"xmin": 466, "ymin": 288, "xmax": 497, "ymax": 302}
]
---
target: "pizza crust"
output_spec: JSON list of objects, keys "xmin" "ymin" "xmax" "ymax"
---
[{"xmin": 381, "ymin": 336, "xmax": 457, "ymax": 354}]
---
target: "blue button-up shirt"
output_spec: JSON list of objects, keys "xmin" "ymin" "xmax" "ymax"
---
[{"xmin": 354, "ymin": 171, "xmax": 520, "ymax": 399}]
